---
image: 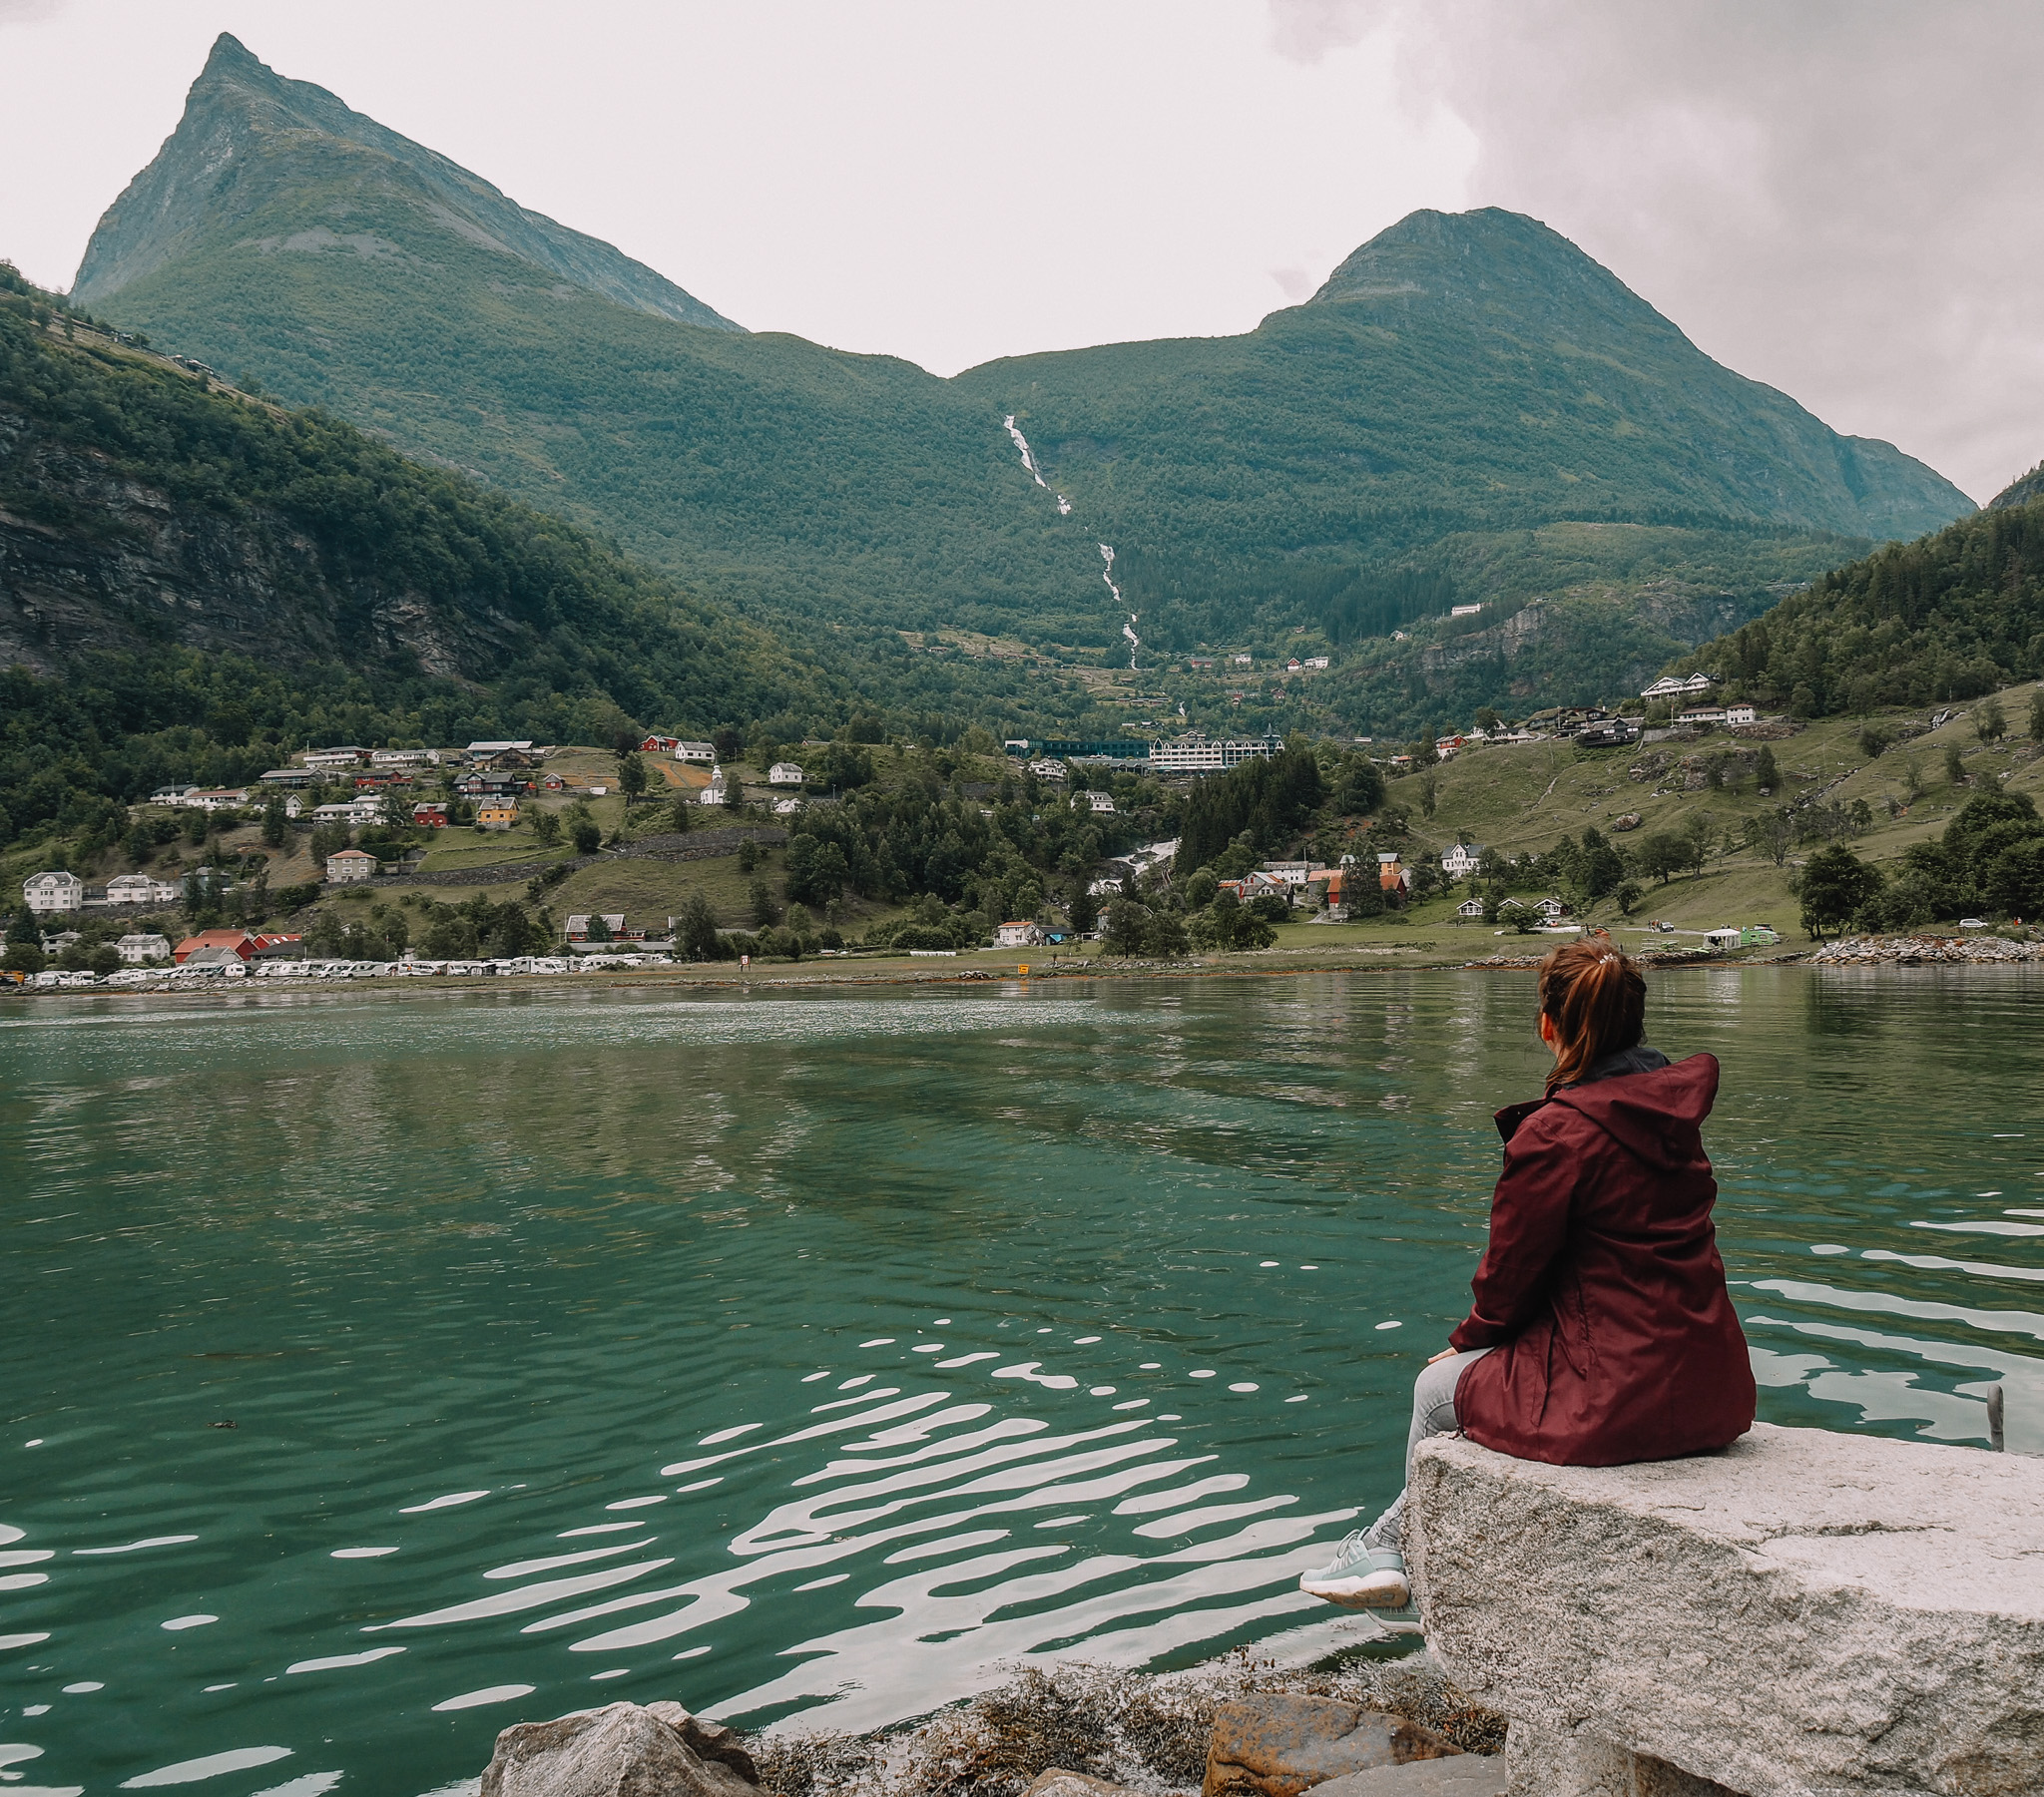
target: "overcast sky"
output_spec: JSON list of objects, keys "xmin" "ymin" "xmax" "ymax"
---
[{"xmin": 1, "ymin": 0, "xmax": 2037, "ymax": 502}]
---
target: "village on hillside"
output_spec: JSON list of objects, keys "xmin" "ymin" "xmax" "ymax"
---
[{"xmin": 6, "ymin": 674, "xmax": 2041, "ymax": 990}]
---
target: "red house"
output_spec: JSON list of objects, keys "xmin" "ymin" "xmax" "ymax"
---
[{"xmin": 172, "ymin": 930, "xmax": 302, "ymax": 965}]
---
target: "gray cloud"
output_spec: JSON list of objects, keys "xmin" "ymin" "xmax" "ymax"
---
[{"xmin": 1272, "ymin": 0, "xmax": 2044, "ymax": 501}]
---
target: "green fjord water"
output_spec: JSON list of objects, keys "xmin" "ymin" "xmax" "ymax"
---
[{"xmin": 3, "ymin": 969, "xmax": 2041, "ymax": 1796}]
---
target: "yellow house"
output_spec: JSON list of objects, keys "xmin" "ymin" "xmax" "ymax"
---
[{"xmin": 477, "ymin": 801, "xmax": 520, "ymax": 831}]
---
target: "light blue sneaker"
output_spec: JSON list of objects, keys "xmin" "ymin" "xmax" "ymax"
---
[
  {"xmin": 1369, "ymin": 1596, "xmax": 1425, "ymax": 1632},
  {"xmin": 1297, "ymin": 1530, "xmax": 1412, "ymax": 1608}
]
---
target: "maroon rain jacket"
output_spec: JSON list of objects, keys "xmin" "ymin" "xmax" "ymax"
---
[{"xmin": 1448, "ymin": 1052, "xmax": 1756, "ymax": 1465}]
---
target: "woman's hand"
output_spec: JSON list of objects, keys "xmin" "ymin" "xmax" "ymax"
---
[{"xmin": 1426, "ymin": 1347, "xmax": 1458, "ymax": 1365}]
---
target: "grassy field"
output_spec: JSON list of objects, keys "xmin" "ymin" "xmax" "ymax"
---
[{"xmin": 1368, "ymin": 676, "xmax": 2044, "ymax": 938}]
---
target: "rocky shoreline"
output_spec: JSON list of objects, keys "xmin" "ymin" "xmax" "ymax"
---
[
  {"xmin": 1809, "ymin": 932, "xmax": 2044, "ymax": 964},
  {"xmin": 473, "ymin": 1657, "xmax": 1505, "ymax": 1797},
  {"xmin": 1461, "ymin": 945, "xmax": 1727, "ymax": 971}
]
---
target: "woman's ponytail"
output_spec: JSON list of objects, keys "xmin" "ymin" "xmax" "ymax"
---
[{"xmin": 1538, "ymin": 932, "xmax": 1647, "ymax": 1093}]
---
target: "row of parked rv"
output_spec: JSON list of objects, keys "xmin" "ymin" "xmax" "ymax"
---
[{"xmin": 18, "ymin": 954, "xmax": 679, "ymax": 990}]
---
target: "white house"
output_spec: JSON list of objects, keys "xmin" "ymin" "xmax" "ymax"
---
[
  {"xmin": 1264, "ymin": 860, "xmax": 1327, "ymax": 887},
  {"xmin": 1496, "ymin": 894, "xmax": 1574, "ymax": 926},
  {"xmin": 184, "ymin": 787, "xmax": 252, "ymax": 811},
  {"xmin": 370, "ymin": 748, "xmax": 439, "ymax": 767},
  {"xmin": 1303, "ymin": 655, "xmax": 1330, "ymax": 670},
  {"xmin": 116, "ymin": 933, "xmax": 173, "ymax": 965},
  {"xmin": 312, "ymin": 799, "xmax": 383, "ymax": 825},
  {"xmin": 302, "ymin": 747, "xmax": 369, "ymax": 770},
  {"xmin": 149, "ymin": 784, "xmax": 198, "ymax": 806},
  {"xmin": 1641, "ymin": 673, "xmax": 1717, "ymax": 701},
  {"xmin": 325, "ymin": 848, "xmax": 378, "ymax": 884},
  {"xmin": 1233, "ymin": 870, "xmax": 1291, "ymax": 903},
  {"xmin": 463, "ymin": 740, "xmax": 534, "ymax": 762},
  {"xmin": 768, "ymin": 761, "xmax": 804, "ymax": 786},
  {"xmin": 1026, "ymin": 758, "xmax": 1068, "ymax": 780},
  {"xmin": 103, "ymin": 873, "xmax": 181, "ymax": 907},
  {"xmin": 1450, "ymin": 604, "xmax": 1484, "ymax": 618},
  {"xmin": 1455, "ymin": 896, "xmax": 1487, "ymax": 919},
  {"xmin": 23, "ymin": 871, "xmax": 84, "ymax": 915},
  {"xmin": 1726, "ymin": 703, "xmax": 1758, "ymax": 725},
  {"xmin": 1677, "ymin": 706, "xmax": 1728, "ymax": 727},
  {"xmin": 700, "ymin": 768, "xmax": 730, "ymax": 806},
  {"xmin": 1441, "ymin": 843, "xmax": 1486, "ymax": 878},
  {"xmin": 1084, "ymin": 790, "xmax": 1116, "ymax": 813},
  {"xmin": 771, "ymin": 796, "xmax": 802, "ymax": 816},
  {"xmin": 673, "ymin": 741, "xmax": 717, "ymax": 764},
  {"xmin": 1146, "ymin": 732, "xmax": 1281, "ymax": 773},
  {"xmin": 995, "ymin": 921, "xmax": 1047, "ymax": 948}
]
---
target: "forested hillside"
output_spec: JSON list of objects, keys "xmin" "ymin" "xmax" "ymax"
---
[
  {"xmin": 0, "ymin": 265, "xmax": 1091, "ymax": 849},
  {"xmin": 958, "ymin": 208, "xmax": 1966, "ymax": 635},
  {"xmin": 1674, "ymin": 473, "xmax": 2044, "ymax": 717},
  {"xmin": 65, "ymin": 35, "xmax": 1972, "ymax": 739}
]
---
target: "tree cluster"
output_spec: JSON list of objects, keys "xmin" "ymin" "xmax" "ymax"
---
[
  {"xmin": 1792, "ymin": 791, "xmax": 2044, "ymax": 936},
  {"xmin": 1678, "ymin": 495, "xmax": 2044, "ymax": 718}
]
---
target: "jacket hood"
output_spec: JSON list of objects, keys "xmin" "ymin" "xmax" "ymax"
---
[{"xmin": 1545, "ymin": 1052, "xmax": 1719, "ymax": 1169}]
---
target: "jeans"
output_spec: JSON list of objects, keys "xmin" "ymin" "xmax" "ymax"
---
[{"xmin": 1359, "ymin": 1347, "xmax": 1491, "ymax": 1556}]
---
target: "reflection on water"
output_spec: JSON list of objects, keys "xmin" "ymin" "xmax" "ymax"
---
[{"xmin": 2, "ymin": 968, "xmax": 2040, "ymax": 1793}]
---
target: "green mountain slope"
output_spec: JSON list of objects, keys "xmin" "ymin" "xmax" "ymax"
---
[
  {"xmin": 963, "ymin": 208, "xmax": 1965, "ymax": 548},
  {"xmin": 2, "ymin": 264, "xmax": 887, "ymax": 847},
  {"xmin": 66, "ymin": 37, "xmax": 1974, "ymax": 735},
  {"xmin": 1671, "ymin": 475, "xmax": 2044, "ymax": 716},
  {"xmin": 69, "ymin": 36, "xmax": 1102, "ymax": 642},
  {"xmin": 955, "ymin": 208, "xmax": 1968, "ymax": 650},
  {"xmin": 73, "ymin": 35, "xmax": 739, "ymax": 332}
]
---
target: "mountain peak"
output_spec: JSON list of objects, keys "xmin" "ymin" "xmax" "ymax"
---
[
  {"xmin": 72, "ymin": 36, "xmax": 740, "ymax": 332},
  {"xmin": 1304, "ymin": 206, "xmax": 1687, "ymax": 348},
  {"xmin": 202, "ymin": 30, "xmax": 264, "ymax": 74}
]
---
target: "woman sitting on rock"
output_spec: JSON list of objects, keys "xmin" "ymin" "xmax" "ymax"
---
[{"xmin": 1300, "ymin": 932, "xmax": 1756, "ymax": 1625}]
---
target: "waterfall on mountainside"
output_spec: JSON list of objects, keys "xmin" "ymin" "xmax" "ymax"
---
[
  {"xmin": 1003, "ymin": 415, "xmax": 1046, "ymax": 487},
  {"xmin": 1102, "ymin": 544, "xmax": 1138, "ymax": 669},
  {"xmin": 1004, "ymin": 415, "xmax": 1073, "ymax": 515}
]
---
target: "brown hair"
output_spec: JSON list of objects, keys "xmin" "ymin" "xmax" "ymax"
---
[{"xmin": 1538, "ymin": 932, "xmax": 1647, "ymax": 1094}]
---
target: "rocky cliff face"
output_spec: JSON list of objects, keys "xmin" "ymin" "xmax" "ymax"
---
[
  {"xmin": 0, "ymin": 392, "xmax": 508, "ymax": 681},
  {"xmin": 73, "ymin": 34, "xmax": 740, "ymax": 332},
  {"xmin": 1989, "ymin": 459, "xmax": 2044, "ymax": 511}
]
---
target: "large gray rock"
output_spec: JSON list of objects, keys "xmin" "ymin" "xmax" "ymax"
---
[
  {"xmin": 1312, "ymin": 1759, "xmax": 1506, "ymax": 1797},
  {"xmin": 1203, "ymin": 1695, "xmax": 1461, "ymax": 1797},
  {"xmin": 480, "ymin": 1701, "xmax": 766, "ymax": 1797},
  {"xmin": 1407, "ymin": 1422, "xmax": 2044, "ymax": 1797},
  {"xmin": 1501, "ymin": 1719, "xmax": 1736, "ymax": 1797}
]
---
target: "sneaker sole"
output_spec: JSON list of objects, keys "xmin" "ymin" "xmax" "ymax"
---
[{"xmin": 1297, "ymin": 1572, "xmax": 1413, "ymax": 1608}]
